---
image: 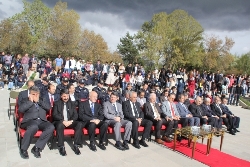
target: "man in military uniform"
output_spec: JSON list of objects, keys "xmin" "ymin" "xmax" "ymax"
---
[
  {"xmin": 102, "ymin": 87, "xmax": 113, "ymax": 103},
  {"xmin": 75, "ymin": 79, "xmax": 89, "ymax": 101},
  {"xmin": 92, "ymin": 80, "xmax": 106, "ymax": 103},
  {"xmin": 35, "ymin": 76, "xmax": 49, "ymax": 97},
  {"xmin": 55, "ymin": 77, "xmax": 69, "ymax": 95}
]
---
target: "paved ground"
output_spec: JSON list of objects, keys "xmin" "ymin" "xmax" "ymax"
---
[{"xmin": 0, "ymin": 87, "xmax": 249, "ymax": 167}]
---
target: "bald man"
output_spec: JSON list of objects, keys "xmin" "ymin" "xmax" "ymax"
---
[
  {"xmin": 189, "ymin": 97, "xmax": 215, "ymax": 127},
  {"xmin": 79, "ymin": 91, "xmax": 108, "ymax": 151}
]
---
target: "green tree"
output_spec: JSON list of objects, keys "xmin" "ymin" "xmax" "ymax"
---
[
  {"xmin": 79, "ymin": 29, "xmax": 110, "ymax": 62},
  {"xmin": 235, "ymin": 53, "xmax": 250, "ymax": 74},
  {"xmin": 134, "ymin": 10, "xmax": 203, "ymax": 70},
  {"xmin": 203, "ymin": 35, "xmax": 235, "ymax": 72},
  {"xmin": 117, "ymin": 32, "xmax": 139, "ymax": 64},
  {"xmin": 47, "ymin": 1, "xmax": 81, "ymax": 57},
  {"xmin": 11, "ymin": 0, "xmax": 51, "ymax": 55}
]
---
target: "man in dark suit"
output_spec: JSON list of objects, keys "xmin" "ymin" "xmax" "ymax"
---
[
  {"xmin": 53, "ymin": 89, "xmax": 82, "ymax": 156},
  {"xmin": 67, "ymin": 83, "xmax": 79, "ymax": 106},
  {"xmin": 144, "ymin": 93, "xmax": 173, "ymax": 144},
  {"xmin": 17, "ymin": 80, "xmax": 34, "ymax": 106},
  {"xmin": 211, "ymin": 96, "xmax": 235, "ymax": 135},
  {"xmin": 220, "ymin": 98, "xmax": 240, "ymax": 132},
  {"xmin": 103, "ymin": 92, "xmax": 132, "ymax": 151},
  {"xmin": 79, "ymin": 91, "xmax": 108, "ymax": 151},
  {"xmin": 94, "ymin": 60, "xmax": 103, "ymax": 80},
  {"xmin": 122, "ymin": 91, "xmax": 152, "ymax": 149},
  {"xmin": 41, "ymin": 84, "xmax": 60, "ymax": 107},
  {"xmin": 18, "ymin": 86, "xmax": 54, "ymax": 159},
  {"xmin": 201, "ymin": 98, "xmax": 223, "ymax": 129},
  {"xmin": 189, "ymin": 96, "xmax": 215, "ymax": 127}
]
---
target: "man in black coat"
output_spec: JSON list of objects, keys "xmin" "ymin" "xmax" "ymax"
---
[
  {"xmin": 78, "ymin": 91, "xmax": 108, "ymax": 151},
  {"xmin": 144, "ymin": 93, "xmax": 173, "ymax": 145},
  {"xmin": 201, "ymin": 98, "xmax": 223, "ymax": 129},
  {"xmin": 211, "ymin": 96, "xmax": 235, "ymax": 135},
  {"xmin": 220, "ymin": 98, "xmax": 240, "ymax": 132},
  {"xmin": 189, "ymin": 96, "xmax": 215, "ymax": 127},
  {"xmin": 122, "ymin": 91, "xmax": 152, "ymax": 149},
  {"xmin": 19, "ymin": 86, "xmax": 54, "ymax": 159},
  {"xmin": 53, "ymin": 89, "xmax": 82, "ymax": 156},
  {"xmin": 41, "ymin": 84, "xmax": 60, "ymax": 107}
]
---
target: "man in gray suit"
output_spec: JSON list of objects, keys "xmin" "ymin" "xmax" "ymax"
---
[
  {"xmin": 176, "ymin": 94, "xmax": 200, "ymax": 126},
  {"xmin": 161, "ymin": 93, "xmax": 188, "ymax": 129},
  {"xmin": 103, "ymin": 92, "xmax": 132, "ymax": 151}
]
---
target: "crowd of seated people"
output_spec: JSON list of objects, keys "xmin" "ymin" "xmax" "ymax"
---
[{"xmin": 17, "ymin": 76, "xmax": 241, "ymax": 159}]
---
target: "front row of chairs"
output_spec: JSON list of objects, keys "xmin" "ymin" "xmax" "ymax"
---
[{"xmin": 13, "ymin": 99, "xmax": 193, "ymax": 151}]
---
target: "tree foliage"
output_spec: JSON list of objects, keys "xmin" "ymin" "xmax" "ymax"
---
[
  {"xmin": 47, "ymin": 1, "xmax": 81, "ymax": 56},
  {"xmin": 235, "ymin": 53, "xmax": 250, "ymax": 74},
  {"xmin": 203, "ymin": 35, "xmax": 235, "ymax": 72},
  {"xmin": 0, "ymin": 0, "xmax": 120, "ymax": 63},
  {"xmin": 117, "ymin": 32, "xmax": 139, "ymax": 64}
]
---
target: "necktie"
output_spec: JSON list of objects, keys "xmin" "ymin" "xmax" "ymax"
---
[
  {"xmin": 34, "ymin": 103, "xmax": 39, "ymax": 110},
  {"xmin": 91, "ymin": 103, "xmax": 94, "ymax": 115},
  {"xmin": 153, "ymin": 104, "xmax": 160, "ymax": 118},
  {"xmin": 217, "ymin": 104, "xmax": 222, "ymax": 113},
  {"xmin": 133, "ymin": 103, "xmax": 139, "ymax": 118},
  {"xmin": 63, "ymin": 103, "xmax": 68, "ymax": 121},
  {"xmin": 113, "ymin": 103, "xmax": 118, "ymax": 114},
  {"xmin": 50, "ymin": 95, "xmax": 54, "ymax": 107},
  {"xmin": 170, "ymin": 103, "xmax": 175, "ymax": 117}
]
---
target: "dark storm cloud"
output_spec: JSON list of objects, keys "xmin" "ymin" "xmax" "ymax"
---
[{"xmin": 30, "ymin": 0, "xmax": 250, "ymax": 31}]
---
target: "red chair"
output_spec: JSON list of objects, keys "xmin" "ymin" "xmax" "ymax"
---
[{"xmin": 17, "ymin": 112, "xmax": 51, "ymax": 149}]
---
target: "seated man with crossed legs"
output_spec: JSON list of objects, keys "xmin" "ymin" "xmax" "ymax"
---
[{"xmin": 103, "ymin": 92, "xmax": 132, "ymax": 151}]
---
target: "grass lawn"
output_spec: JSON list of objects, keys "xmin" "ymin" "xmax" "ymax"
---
[{"xmin": 240, "ymin": 96, "xmax": 250, "ymax": 107}]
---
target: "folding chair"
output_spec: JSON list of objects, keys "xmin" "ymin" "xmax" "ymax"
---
[{"xmin": 8, "ymin": 91, "xmax": 19, "ymax": 120}]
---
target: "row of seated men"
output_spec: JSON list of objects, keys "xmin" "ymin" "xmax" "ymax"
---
[{"xmin": 17, "ymin": 80, "xmax": 240, "ymax": 159}]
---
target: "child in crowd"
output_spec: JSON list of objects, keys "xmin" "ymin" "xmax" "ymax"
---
[{"xmin": 8, "ymin": 74, "xmax": 14, "ymax": 90}]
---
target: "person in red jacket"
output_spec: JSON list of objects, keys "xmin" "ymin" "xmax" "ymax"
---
[{"xmin": 188, "ymin": 71, "xmax": 196, "ymax": 98}]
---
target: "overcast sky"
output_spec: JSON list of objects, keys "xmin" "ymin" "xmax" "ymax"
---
[{"xmin": 0, "ymin": 0, "xmax": 249, "ymax": 55}]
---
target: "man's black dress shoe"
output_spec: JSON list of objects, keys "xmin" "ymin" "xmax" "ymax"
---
[
  {"xmin": 90, "ymin": 142, "xmax": 97, "ymax": 152},
  {"xmin": 73, "ymin": 145, "xmax": 81, "ymax": 155},
  {"xmin": 229, "ymin": 130, "xmax": 236, "ymax": 135},
  {"xmin": 123, "ymin": 141, "xmax": 129, "ymax": 150},
  {"xmin": 20, "ymin": 149, "xmax": 29, "ymax": 159},
  {"xmin": 31, "ymin": 146, "xmax": 41, "ymax": 158},
  {"xmin": 132, "ymin": 140, "xmax": 141, "ymax": 149},
  {"xmin": 139, "ymin": 140, "xmax": 148, "ymax": 147},
  {"xmin": 115, "ymin": 142, "xmax": 125, "ymax": 151},
  {"xmin": 59, "ymin": 146, "xmax": 67, "ymax": 156},
  {"xmin": 234, "ymin": 128, "xmax": 240, "ymax": 132},
  {"xmin": 98, "ymin": 143, "xmax": 106, "ymax": 150}
]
